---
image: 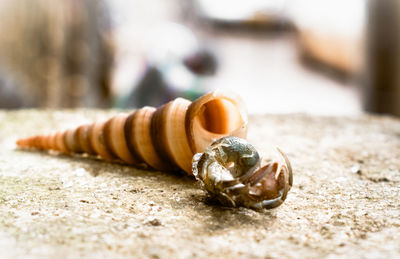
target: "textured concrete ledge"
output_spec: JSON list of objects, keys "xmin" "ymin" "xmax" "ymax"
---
[{"xmin": 0, "ymin": 110, "xmax": 399, "ymax": 258}]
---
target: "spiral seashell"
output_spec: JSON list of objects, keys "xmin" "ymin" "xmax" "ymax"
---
[{"xmin": 16, "ymin": 91, "xmax": 248, "ymax": 174}]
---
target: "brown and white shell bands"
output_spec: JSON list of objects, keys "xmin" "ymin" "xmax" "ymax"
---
[{"xmin": 16, "ymin": 90, "xmax": 248, "ymax": 174}]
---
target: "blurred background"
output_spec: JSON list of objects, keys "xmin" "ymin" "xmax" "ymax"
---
[{"xmin": 0, "ymin": 0, "xmax": 398, "ymax": 116}]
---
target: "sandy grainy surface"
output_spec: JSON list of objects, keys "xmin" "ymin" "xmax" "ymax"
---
[{"xmin": 0, "ymin": 110, "xmax": 399, "ymax": 258}]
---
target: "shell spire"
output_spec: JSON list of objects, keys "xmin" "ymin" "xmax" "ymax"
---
[{"xmin": 16, "ymin": 91, "xmax": 248, "ymax": 174}]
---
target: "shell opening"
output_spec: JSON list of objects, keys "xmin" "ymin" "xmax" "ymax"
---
[{"xmin": 196, "ymin": 99, "xmax": 243, "ymax": 135}]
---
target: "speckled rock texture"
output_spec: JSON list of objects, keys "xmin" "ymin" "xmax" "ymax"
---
[{"xmin": 0, "ymin": 110, "xmax": 399, "ymax": 258}]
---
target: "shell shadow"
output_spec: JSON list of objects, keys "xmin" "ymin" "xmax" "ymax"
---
[
  {"xmin": 14, "ymin": 148, "xmax": 280, "ymax": 223},
  {"xmin": 14, "ymin": 148, "xmax": 190, "ymax": 181},
  {"xmin": 192, "ymin": 194, "xmax": 278, "ymax": 231}
]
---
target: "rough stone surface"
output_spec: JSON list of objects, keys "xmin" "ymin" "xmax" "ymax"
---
[{"xmin": 0, "ymin": 110, "xmax": 399, "ymax": 258}]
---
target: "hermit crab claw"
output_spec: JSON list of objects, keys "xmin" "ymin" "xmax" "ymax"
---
[{"xmin": 192, "ymin": 136, "xmax": 293, "ymax": 209}]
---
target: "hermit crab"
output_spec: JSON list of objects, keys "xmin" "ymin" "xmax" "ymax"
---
[
  {"xmin": 192, "ymin": 136, "xmax": 293, "ymax": 209},
  {"xmin": 16, "ymin": 90, "xmax": 292, "ymax": 209}
]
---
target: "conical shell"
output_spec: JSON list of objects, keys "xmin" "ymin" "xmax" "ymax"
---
[{"xmin": 16, "ymin": 90, "xmax": 248, "ymax": 174}]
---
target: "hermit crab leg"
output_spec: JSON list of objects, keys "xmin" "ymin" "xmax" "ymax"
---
[
  {"xmin": 251, "ymin": 149, "xmax": 293, "ymax": 209},
  {"xmin": 251, "ymin": 165, "xmax": 289, "ymax": 210},
  {"xmin": 277, "ymin": 147, "xmax": 293, "ymax": 188},
  {"xmin": 244, "ymin": 162, "xmax": 275, "ymax": 186}
]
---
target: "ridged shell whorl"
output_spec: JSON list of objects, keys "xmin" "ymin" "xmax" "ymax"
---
[{"xmin": 16, "ymin": 90, "xmax": 248, "ymax": 174}]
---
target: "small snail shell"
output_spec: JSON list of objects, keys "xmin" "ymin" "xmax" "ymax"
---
[{"xmin": 16, "ymin": 91, "xmax": 248, "ymax": 174}]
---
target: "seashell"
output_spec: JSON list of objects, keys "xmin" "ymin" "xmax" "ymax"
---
[{"xmin": 16, "ymin": 91, "xmax": 248, "ymax": 174}]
